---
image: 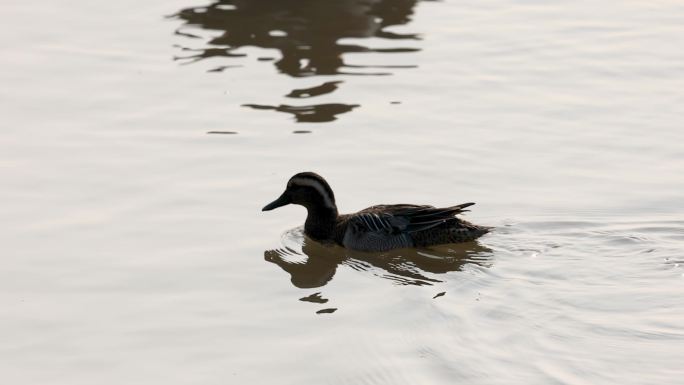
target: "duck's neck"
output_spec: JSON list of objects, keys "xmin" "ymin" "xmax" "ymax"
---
[{"xmin": 304, "ymin": 204, "xmax": 338, "ymax": 241}]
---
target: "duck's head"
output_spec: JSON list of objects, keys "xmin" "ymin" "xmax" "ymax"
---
[{"xmin": 262, "ymin": 172, "xmax": 337, "ymax": 213}]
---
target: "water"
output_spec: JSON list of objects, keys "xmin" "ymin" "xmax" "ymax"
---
[{"xmin": 1, "ymin": 0, "xmax": 683, "ymax": 384}]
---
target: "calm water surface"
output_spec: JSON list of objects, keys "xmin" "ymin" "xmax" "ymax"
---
[{"xmin": 2, "ymin": 0, "xmax": 683, "ymax": 384}]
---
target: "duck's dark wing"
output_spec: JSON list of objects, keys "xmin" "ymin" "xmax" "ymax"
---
[
  {"xmin": 340, "ymin": 212, "xmax": 413, "ymax": 251},
  {"xmin": 364, "ymin": 203, "xmax": 475, "ymax": 232},
  {"xmin": 340, "ymin": 203, "xmax": 476, "ymax": 251}
]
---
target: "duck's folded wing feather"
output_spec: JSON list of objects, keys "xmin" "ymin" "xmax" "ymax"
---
[
  {"xmin": 347, "ymin": 212, "xmax": 409, "ymax": 233},
  {"xmin": 342, "ymin": 203, "xmax": 477, "ymax": 251},
  {"xmin": 360, "ymin": 203, "xmax": 474, "ymax": 232},
  {"xmin": 342, "ymin": 213, "xmax": 413, "ymax": 251},
  {"xmin": 391, "ymin": 202, "xmax": 475, "ymax": 219}
]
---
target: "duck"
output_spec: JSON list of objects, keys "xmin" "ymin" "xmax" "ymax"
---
[{"xmin": 262, "ymin": 172, "xmax": 489, "ymax": 252}]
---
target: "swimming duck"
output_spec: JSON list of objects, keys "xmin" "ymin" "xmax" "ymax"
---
[{"xmin": 262, "ymin": 172, "xmax": 489, "ymax": 252}]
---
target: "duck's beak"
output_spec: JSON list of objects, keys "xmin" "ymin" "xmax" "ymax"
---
[{"xmin": 262, "ymin": 192, "xmax": 291, "ymax": 211}]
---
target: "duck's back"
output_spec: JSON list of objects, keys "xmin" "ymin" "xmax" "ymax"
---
[{"xmin": 333, "ymin": 203, "xmax": 489, "ymax": 252}]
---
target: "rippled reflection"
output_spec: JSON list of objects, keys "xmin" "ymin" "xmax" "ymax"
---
[
  {"xmin": 264, "ymin": 228, "xmax": 492, "ymax": 290},
  {"xmin": 243, "ymin": 103, "xmax": 359, "ymax": 122},
  {"xmin": 286, "ymin": 81, "xmax": 342, "ymax": 99},
  {"xmin": 171, "ymin": 0, "xmax": 424, "ymax": 123}
]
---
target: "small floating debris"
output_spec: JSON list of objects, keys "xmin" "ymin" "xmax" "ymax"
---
[
  {"xmin": 207, "ymin": 131, "xmax": 238, "ymax": 134},
  {"xmin": 390, "ymin": 101, "xmax": 401, "ymax": 104},
  {"xmin": 316, "ymin": 308, "xmax": 337, "ymax": 314},
  {"xmin": 433, "ymin": 292, "xmax": 446, "ymax": 299}
]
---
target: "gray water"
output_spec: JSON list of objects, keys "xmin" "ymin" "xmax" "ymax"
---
[{"xmin": 1, "ymin": 0, "xmax": 683, "ymax": 384}]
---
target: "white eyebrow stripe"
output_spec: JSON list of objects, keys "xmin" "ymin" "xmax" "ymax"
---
[{"xmin": 289, "ymin": 177, "xmax": 335, "ymax": 209}]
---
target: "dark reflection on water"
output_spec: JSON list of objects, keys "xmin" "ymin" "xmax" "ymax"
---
[
  {"xmin": 287, "ymin": 81, "xmax": 343, "ymax": 99},
  {"xmin": 243, "ymin": 103, "xmax": 360, "ymax": 122},
  {"xmin": 264, "ymin": 228, "xmax": 492, "ymax": 290},
  {"xmin": 171, "ymin": 0, "xmax": 425, "ymax": 123}
]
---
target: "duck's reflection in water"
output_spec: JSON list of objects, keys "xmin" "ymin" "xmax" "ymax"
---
[
  {"xmin": 264, "ymin": 229, "xmax": 492, "ymax": 290},
  {"xmin": 172, "ymin": 0, "xmax": 420, "ymax": 76},
  {"xmin": 171, "ymin": 0, "xmax": 423, "ymax": 123}
]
